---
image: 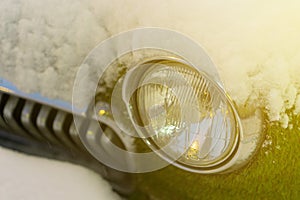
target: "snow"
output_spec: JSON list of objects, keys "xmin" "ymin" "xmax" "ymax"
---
[
  {"xmin": 0, "ymin": 146, "xmax": 121, "ymax": 200},
  {"xmin": 1, "ymin": 0, "xmax": 300, "ymax": 128}
]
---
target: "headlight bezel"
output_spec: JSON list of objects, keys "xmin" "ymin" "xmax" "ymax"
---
[{"xmin": 122, "ymin": 56, "xmax": 244, "ymax": 173}]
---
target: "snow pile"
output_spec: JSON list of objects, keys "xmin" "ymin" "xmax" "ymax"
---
[
  {"xmin": 0, "ymin": 146, "xmax": 121, "ymax": 200},
  {"xmin": 1, "ymin": 0, "xmax": 300, "ymax": 129}
]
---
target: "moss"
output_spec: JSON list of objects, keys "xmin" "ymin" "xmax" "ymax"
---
[{"xmin": 130, "ymin": 114, "xmax": 300, "ymax": 200}]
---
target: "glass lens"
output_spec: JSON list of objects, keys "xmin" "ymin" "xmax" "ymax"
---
[{"xmin": 129, "ymin": 59, "xmax": 239, "ymax": 168}]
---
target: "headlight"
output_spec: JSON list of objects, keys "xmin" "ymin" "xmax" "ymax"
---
[{"xmin": 123, "ymin": 57, "xmax": 242, "ymax": 173}]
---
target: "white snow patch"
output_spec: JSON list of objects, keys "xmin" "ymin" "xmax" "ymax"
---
[{"xmin": 0, "ymin": 146, "xmax": 121, "ymax": 200}]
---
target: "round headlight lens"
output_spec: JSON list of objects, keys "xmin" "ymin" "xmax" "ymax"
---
[{"xmin": 127, "ymin": 58, "xmax": 240, "ymax": 170}]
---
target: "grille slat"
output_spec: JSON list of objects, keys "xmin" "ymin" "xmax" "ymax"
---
[
  {"xmin": 69, "ymin": 119, "xmax": 86, "ymax": 150},
  {"xmin": 0, "ymin": 93, "xmax": 11, "ymax": 131},
  {"xmin": 21, "ymin": 101, "xmax": 46, "ymax": 141},
  {"xmin": 53, "ymin": 111, "xmax": 77, "ymax": 150},
  {"xmin": 3, "ymin": 96, "xmax": 33, "ymax": 138},
  {"xmin": 36, "ymin": 106, "xmax": 62, "ymax": 145}
]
